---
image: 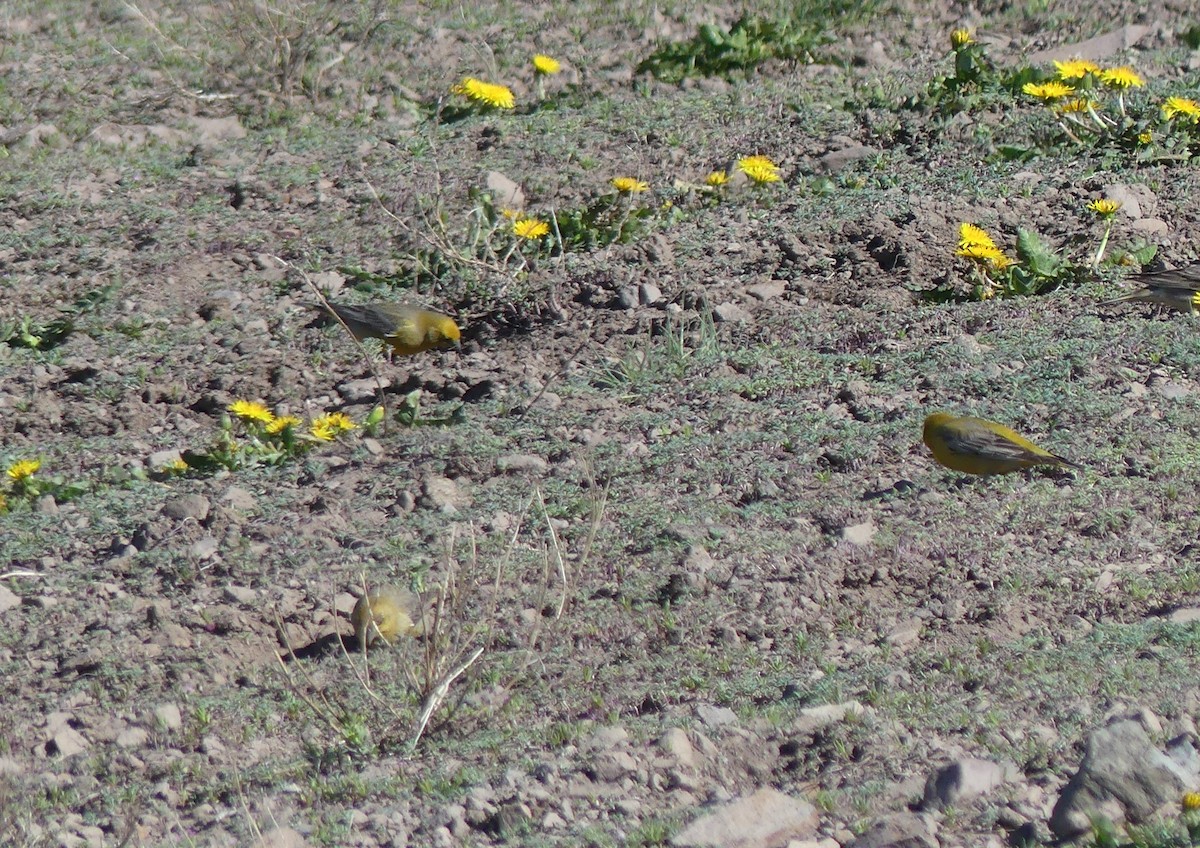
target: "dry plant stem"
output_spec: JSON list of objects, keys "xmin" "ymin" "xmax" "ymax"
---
[
  {"xmin": 275, "ymin": 255, "xmax": 390, "ymax": 434},
  {"xmin": 273, "ymin": 609, "xmax": 349, "ymax": 733},
  {"xmin": 0, "ymin": 570, "xmax": 42, "ymax": 579},
  {"xmin": 410, "ymin": 646, "xmax": 485, "ymax": 749},
  {"xmin": 534, "ymin": 487, "xmax": 569, "ymax": 619},
  {"xmin": 577, "ymin": 467, "xmax": 609, "ymax": 573}
]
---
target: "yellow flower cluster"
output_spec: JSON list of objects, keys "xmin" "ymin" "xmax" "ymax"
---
[
  {"xmin": 736, "ymin": 155, "xmax": 781, "ymax": 184},
  {"xmin": 1023, "ymin": 81, "xmax": 1075, "ymax": 101},
  {"xmin": 228, "ymin": 401, "xmax": 357, "ymax": 443},
  {"xmin": 1163, "ymin": 96, "xmax": 1200, "ymax": 122},
  {"xmin": 7, "ymin": 458, "xmax": 41, "ymax": 482},
  {"xmin": 611, "ymin": 177, "xmax": 649, "ymax": 194},
  {"xmin": 513, "ymin": 218, "xmax": 550, "ymax": 239},
  {"xmin": 452, "ymin": 77, "xmax": 515, "ymax": 110},
  {"xmin": 955, "ymin": 223, "xmax": 1013, "ymax": 271},
  {"xmin": 310, "ymin": 412, "xmax": 357, "ymax": 442},
  {"xmin": 532, "ymin": 54, "xmax": 561, "ymax": 75},
  {"xmin": 1086, "ymin": 198, "xmax": 1120, "ymax": 217}
]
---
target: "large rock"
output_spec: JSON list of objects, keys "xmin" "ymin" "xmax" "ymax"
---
[
  {"xmin": 672, "ymin": 787, "xmax": 818, "ymax": 848},
  {"xmin": 847, "ymin": 812, "xmax": 937, "ymax": 848},
  {"xmin": 922, "ymin": 757, "xmax": 1016, "ymax": 809},
  {"xmin": 1049, "ymin": 718, "xmax": 1200, "ymax": 838}
]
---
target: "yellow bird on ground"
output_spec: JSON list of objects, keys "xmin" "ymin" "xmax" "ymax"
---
[
  {"xmin": 922, "ymin": 412, "xmax": 1080, "ymax": 475},
  {"xmin": 324, "ymin": 300, "xmax": 461, "ymax": 356},
  {"xmin": 1102, "ymin": 263, "xmax": 1200, "ymax": 313},
  {"xmin": 351, "ymin": 587, "xmax": 421, "ymax": 650}
]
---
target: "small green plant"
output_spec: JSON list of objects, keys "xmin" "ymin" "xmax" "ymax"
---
[
  {"xmin": 180, "ymin": 400, "xmax": 359, "ymax": 474},
  {"xmin": 932, "ymin": 221, "xmax": 1090, "ymax": 302},
  {"xmin": 552, "ymin": 178, "xmax": 660, "ymax": 250},
  {"xmin": 0, "ymin": 458, "xmax": 89, "ymax": 512},
  {"xmin": 637, "ymin": 14, "xmax": 837, "ymax": 83}
]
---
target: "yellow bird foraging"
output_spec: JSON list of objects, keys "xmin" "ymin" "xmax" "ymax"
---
[
  {"xmin": 1102, "ymin": 262, "xmax": 1200, "ymax": 313},
  {"xmin": 351, "ymin": 587, "xmax": 421, "ymax": 650},
  {"xmin": 324, "ymin": 300, "xmax": 461, "ymax": 356},
  {"xmin": 922, "ymin": 412, "xmax": 1080, "ymax": 475}
]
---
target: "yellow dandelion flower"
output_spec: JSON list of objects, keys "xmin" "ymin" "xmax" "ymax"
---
[
  {"xmin": 167, "ymin": 458, "xmax": 189, "ymax": 474},
  {"xmin": 1057, "ymin": 97, "xmax": 1099, "ymax": 114},
  {"xmin": 310, "ymin": 421, "xmax": 336, "ymax": 442},
  {"xmin": 1099, "ymin": 66, "xmax": 1143, "ymax": 88},
  {"xmin": 1138, "ymin": 130, "xmax": 1153, "ymax": 144},
  {"xmin": 1022, "ymin": 81, "xmax": 1075, "ymax": 100},
  {"xmin": 950, "ymin": 29, "xmax": 974, "ymax": 48},
  {"xmin": 1163, "ymin": 96, "xmax": 1200, "ymax": 122},
  {"xmin": 958, "ymin": 223, "xmax": 997, "ymax": 251},
  {"xmin": 500, "ymin": 207, "xmax": 521, "ymax": 219},
  {"xmin": 6, "ymin": 459, "xmax": 40, "ymax": 482},
  {"xmin": 1184, "ymin": 792, "xmax": 1200, "ymax": 811},
  {"xmin": 228, "ymin": 400, "xmax": 275, "ymax": 425},
  {"xmin": 265, "ymin": 415, "xmax": 301, "ymax": 435},
  {"xmin": 532, "ymin": 54, "xmax": 561, "ymax": 75},
  {"xmin": 706, "ymin": 170, "xmax": 730, "ymax": 187},
  {"xmin": 313, "ymin": 412, "xmax": 357, "ymax": 433},
  {"xmin": 513, "ymin": 217, "xmax": 550, "ymax": 239},
  {"xmin": 1087, "ymin": 198, "xmax": 1121, "ymax": 217},
  {"xmin": 989, "ymin": 252, "xmax": 1016, "ymax": 271},
  {"xmin": 452, "ymin": 77, "xmax": 515, "ymax": 109},
  {"xmin": 736, "ymin": 155, "xmax": 781, "ymax": 184},
  {"xmin": 611, "ymin": 177, "xmax": 649, "ymax": 193},
  {"xmin": 1053, "ymin": 59, "xmax": 1100, "ymax": 80},
  {"xmin": 958, "ymin": 243, "xmax": 1013, "ymax": 270}
]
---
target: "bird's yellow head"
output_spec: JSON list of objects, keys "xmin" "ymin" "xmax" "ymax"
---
[
  {"xmin": 426, "ymin": 315, "xmax": 461, "ymax": 348},
  {"xmin": 923, "ymin": 411, "xmax": 955, "ymax": 437}
]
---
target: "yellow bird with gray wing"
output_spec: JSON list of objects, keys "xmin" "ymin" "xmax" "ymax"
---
[
  {"xmin": 324, "ymin": 300, "xmax": 461, "ymax": 356},
  {"xmin": 1102, "ymin": 263, "xmax": 1200, "ymax": 313},
  {"xmin": 923, "ymin": 412, "xmax": 1080, "ymax": 476}
]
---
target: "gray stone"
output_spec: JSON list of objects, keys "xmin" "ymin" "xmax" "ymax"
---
[
  {"xmin": 793, "ymin": 701, "xmax": 867, "ymax": 735},
  {"xmin": 163, "ymin": 494, "xmax": 210, "ymax": 522},
  {"xmin": 847, "ymin": 812, "xmax": 937, "ymax": 848},
  {"xmin": 712, "ymin": 302, "xmax": 750, "ymax": 324},
  {"xmin": 337, "ymin": 377, "xmax": 389, "ymax": 403},
  {"xmin": 672, "ymin": 787, "xmax": 818, "ymax": 848},
  {"xmin": 659, "ymin": 728, "xmax": 697, "ymax": 769},
  {"xmin": 640, "ymin": 283, "xmax": 663, "ymax": 305},
  {"xmin": 154, "ymin": 703, "xmax": 183, "ymax": 732},
  {"xmin": 1028, "ymin": 25, "xmax": 1150, "ymax": 65},
  {"xmin": 840, "ymin": 520, "xmax": 876, "ymax": 546},
  {"xmin": 421, "ymin": 476, "xmax": 468, "ymax": 513},
  {"xmin": 745, "ymin": 280, "xmax": 787, "ymax": 301},
  {"xmin": 817, "ymin": 145, "xmax": 878, "ymax": 173},
  {"xmin": 495, "ymin": 454, "xmax": 549, "ymax": 475},
  {"xmin": 923, "ymin": 757, "xmax": 1016, "ymax": 809},
  {"xmin": 223, "ymin": 584, "xmax": 257, "ymax": 606},
  {"xmin": 1049, "ymin": 718, "xmax": 1200, "ymax": 838},
  {"xmin": 148, "ymin": 449, "xmax": 184, "ymax": 471},
  {"xmin": 696, "ymin": 704, "xmax": 738, "ymax": 727},
  {"xmin": 486, "ymin": 171, "xmax": 524, "ymax": 209}
]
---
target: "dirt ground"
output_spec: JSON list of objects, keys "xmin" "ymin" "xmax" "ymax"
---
[{"xmin": 4, "ymin": 1, "xmax": 1200, "ymax": 846}]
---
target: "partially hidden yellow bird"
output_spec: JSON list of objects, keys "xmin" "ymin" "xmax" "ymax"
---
[
  {"xmin": 324, "ymin": 300, "xmax": 461, "ymax": 356},
  {"xmin": 922, "ymin": 412, "xmax": 1080, "ymax": 475},
  {"xmin": 1102, "ymin": 262, "xmax": 1200, "ymax": 313},
  {"xmin": 351, "ymin": 587, "xmax": 422, "ymax": 650}
]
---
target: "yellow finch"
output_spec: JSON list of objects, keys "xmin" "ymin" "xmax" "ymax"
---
[
  {"xmin": 922, "ymin": 412, "xmax": 1080, "ymax": 475},
  {"xmin": 351, "ymin": 587, "xmax": 421, "ymax": 650},
  {"xmin": 324, "ymin": 301, "xmax": 461, "ymax": 356},
  {"xmin": 1102, "ymin": 263, "xmax": 1200, "ymax": 313}
]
